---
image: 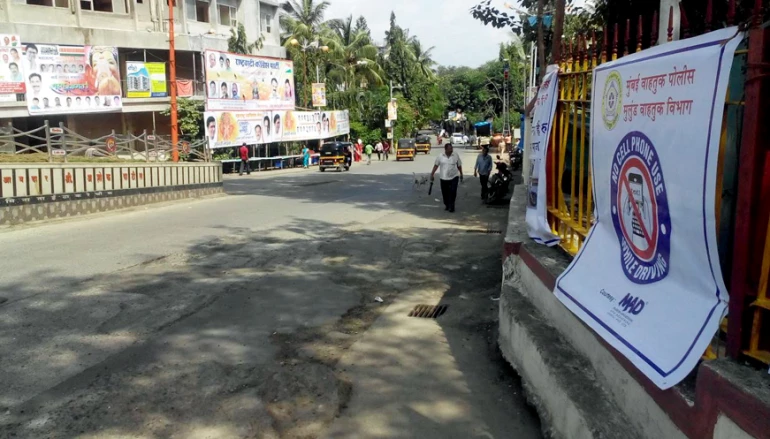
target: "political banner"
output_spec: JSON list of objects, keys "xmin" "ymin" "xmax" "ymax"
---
[
  {"xmin": 126, "ymin": 62, "xmax": 167, "ymax": 98},
  {"xmin": 0, "ymin": 35, "xmax": 24, "ymax": 101},
  {"xmin": 204, "ymin": 50, "xmax": 295, "ymax": 111},
  {"xmin": 311, "ymin": 83, "xmax": 326, "ymax": 107},
  {"xmin": 23, "ymin": 44, "xmax": 122, "ymax": 115},
  {"xmin": 526, "ymin": 65, "xmax": 560, "ymax": 246},
  {"xmin": 554, "ymin": 28, "xmax": 741, "ymax": 389},
  {"xmin": 204, "ymin": 110, "xmax": 349, "ymax": 148},
  {"xmin": 387, "ymin": 100, "xmax": 397, "ymax": 121}
]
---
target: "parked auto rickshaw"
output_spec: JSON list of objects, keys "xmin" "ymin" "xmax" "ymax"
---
[
  {"xmin": 319, "ymin": 141, "xmax": 352, "ymax": 172},
  {"xmin": 415, "ymin": 134, "xmax": 431, "ymax": 154},
  {"xmin": 396, "ymin": 138, "xmax": 416, "ymax": 161}
]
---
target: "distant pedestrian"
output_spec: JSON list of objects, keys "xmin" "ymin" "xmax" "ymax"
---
[
  {"xmin": 474, "ymin": 146, "xmax": 493, "ymax": 201},
  {"xmin": 430, "ymin": 143, "xmax": 464, "ymax": 212},
  {"xmin": 365, "ymin": 143, "xmax": 374, "ymax": 165},
  {"xmin": 383, "ymin": 139, "xmax": 391, "ymax": 160},
  {"xmin": 239, "ymin": 143, "xmax": 251, "ymax": 175},
  {"xmin": 302, "ymin": 144, "xmax": 310, "ymax": 168},
  {"xmin": 375, "ymin": 140, "xmax": 383, "ymax": 160}
]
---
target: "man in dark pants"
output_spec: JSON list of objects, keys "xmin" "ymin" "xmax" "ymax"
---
[
  {"xmin": 430, "ymin": 143, "xmax": 464, "ymax": 212},
  {"xmin": 239, "ymin": 143, "xmax": 251, "ymax": 175},
  {"xmin": 474, "ymin": 145, "xmax": 493, "ymax": 201}
]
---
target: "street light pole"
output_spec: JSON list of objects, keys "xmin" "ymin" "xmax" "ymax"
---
[{"xmin": 168, "ymin": 0, "xmax": 178, "ymax": 162}]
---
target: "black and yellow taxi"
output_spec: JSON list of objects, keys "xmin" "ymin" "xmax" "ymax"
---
[
  {"xmin": 396, "ymin": 138, "xmax": 416, "ymax": 161},
  {"xmin": 319, "ymin": 141, "xmax": 352, "ymax": 172},
  {"xmin": 415, "ymin": 134, "xmax": 431, "ymax": 154}
]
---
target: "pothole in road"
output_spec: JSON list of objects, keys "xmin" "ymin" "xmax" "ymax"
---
[
  {"xmin": 298, "ymin": 180, "xmax": 341, "ymax": 187},
  {"xmin": 0, "ymin": 297, "xmax": 7, "ymax": 306}
]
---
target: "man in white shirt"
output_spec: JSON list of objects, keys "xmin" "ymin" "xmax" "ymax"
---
[{"xmin": 431, "ymin": 143, "xmax": 464, "ymax": 212}]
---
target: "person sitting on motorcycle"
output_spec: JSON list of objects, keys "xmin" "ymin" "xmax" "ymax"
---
[{"xmin": 474, "ymin": 146, "xmax": 493, "ymax": 201}]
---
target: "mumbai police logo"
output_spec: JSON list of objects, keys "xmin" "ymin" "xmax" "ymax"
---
[
  {"xmin": 610, "ymin": 131, "xmax": 671, "ymax": 284},
  {"xmin": 602, "ymin": 71, "xmax": 622, "ymax": 130}
]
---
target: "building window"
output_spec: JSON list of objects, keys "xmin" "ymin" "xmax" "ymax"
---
[
  {"xmin": 260, "ymin": 12, "xmax": 272, "ymax": 33},
  {"xmin": 80, "ymin": 0, "xmax": 113, "ymax": 12},
  {"xmin": 26, "ymin": 0, "xmax": 70, "ymax": 7},
  {"xmin": 218, "ymin": 4, "xmax": 236, "ymax": 27},
  {"xmin": 185, "ymin": 0, "xmax": 209, "ymax": 22}
]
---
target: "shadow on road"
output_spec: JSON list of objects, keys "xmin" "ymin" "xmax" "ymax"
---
[{"xmin": 0, "ymin": 167, "xmax": 538, "ymax": 438}]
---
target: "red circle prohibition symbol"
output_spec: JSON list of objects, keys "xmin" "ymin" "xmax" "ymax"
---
[{"xmin": 616, "ymin": 156, "xmax": 658, "ymax": 262}]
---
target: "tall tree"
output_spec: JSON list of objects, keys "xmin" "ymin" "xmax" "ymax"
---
[
  {"xmin": 228, "ymin": 23, "xmax": 263, "ymax": 54},
  {"xmin": 409, "ymin": 38, "xmax": 436, "ymax": 78},
  {"xmin": 384, "ymin": 12, "xmax": 416, "ymax": 98},
  {"xmin": 327, "ymin": 17, "xmax": 383, "ymax": 91},
  {"xmin": 280, "ymin": 0, "xmax": 333, "ymax": 41},
  {"xmin": 354, "ymin": 16, "xmax": 370, "ymax": 38}
]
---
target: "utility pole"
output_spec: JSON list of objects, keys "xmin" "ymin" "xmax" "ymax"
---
[
  {"xmin": 168, "ymin": 0, "xmax": 178, "ymax": 162},
  {"xmin": 536, "ymin": 0, "xmax": 546, "ymax": 83},
  {"xmin": 553, "ymin": 0, "xmax": 566, "ymax": 62}
]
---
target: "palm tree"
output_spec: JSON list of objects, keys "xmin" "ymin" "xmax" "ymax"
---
[
  {"xmin": 326, "ymin": 15, "xmax": 383, "ymax": 92},
  {"xmin": 279, "ymin": 0, "xmax": 333, "ymax": 42},
  {"xmin": 409, "ymin": 38, "xmax": 436, "ymax": 78}
]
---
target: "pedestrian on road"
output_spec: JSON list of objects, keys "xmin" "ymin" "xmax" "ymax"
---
[
  {"xmin": 302, "ymin": 144, "xmax": 310, "ymax": 168},
  {"xmin": 375, "ymin": 140, "xmax": 383, "ymax": 160},
  {"xmin": 431, "ymin": 143, "xmax": 464, "ymax": 212},
  {"xmin": 239, "ymin": 143, "xmax": 251, "ymax": 176},
  {"xmin": 383, "ymin": 139, "xmax": 391, "ymax": 161},
  {"xmin": 474, "ymin": 145, "xmax": 493, "ymax": 201},
  {"xmin": 365, "ymin": 143, "xmax": 374, "ymax": 165},
  {"xmin": 355, "ymin": 139, "xmax": 363, "ymax": 162}
]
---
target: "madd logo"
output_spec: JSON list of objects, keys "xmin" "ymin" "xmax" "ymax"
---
[{"xmin": 610, "ymin": 131, "xmax": 671, "ymax": 284}]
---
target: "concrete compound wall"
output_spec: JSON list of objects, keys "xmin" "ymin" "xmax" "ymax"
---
[
  {"xmin": 0, "ymin": 162, "xmax": 222, "ymax": 225},
  {"xmin": 500, "ymin": 190, "xmax": 770, "ymax": 439}
]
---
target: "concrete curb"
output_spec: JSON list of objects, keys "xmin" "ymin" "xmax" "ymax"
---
[{"xmin": 499, "ymin": 284, "xmax": 644, "ymax": 439}]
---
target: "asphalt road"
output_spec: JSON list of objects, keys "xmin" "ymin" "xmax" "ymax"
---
[{"xmin": 0, "ymin": 145, "xmax": 541, "ymax": 439}]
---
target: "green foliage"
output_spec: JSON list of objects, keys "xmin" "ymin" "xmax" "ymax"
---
[
  {"xmin": 349, "ymin": 120, "xmax": 382, "ymax": 145},
  {"xmin": 160, "ymin": 98, "xmax": 204, "ymax": 139},
  {"xmin": 228, "ymin": 23, "xmax": 264, "ymax": 54}
]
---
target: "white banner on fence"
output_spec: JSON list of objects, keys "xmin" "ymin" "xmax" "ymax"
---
[
  {"xmin": 204, "ymin": 110, "xmax": 350, "ymax": 149},
  {"xmin": 526, "ymin": 65, "xmax": 560, "ymax": 246},
  {"xmin": 554, "ymin": 28, "xmax": 741, "ymax": 389}
]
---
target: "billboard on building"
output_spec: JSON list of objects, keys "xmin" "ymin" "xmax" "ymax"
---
[
  {"xmin": 204, "ymin": 110, "xmax": 349, "ymax": 149},
  {"xmin": 23, "ymin": 44, "xmax": 123, "ymax": 115},
  {"xmin": 0, "ymin": 35, "xmax": 25, "ymax": 102},
  {"xmin": 126, "ymin": 62, "xmax": 167, "ymax": 98},
  {"xmin": 204, "ymin": 50, "xmax": 295, "ymax": 111},
  {"xmin": 311, "ymin": 83, "xmax": 326, "ymax": 107}
]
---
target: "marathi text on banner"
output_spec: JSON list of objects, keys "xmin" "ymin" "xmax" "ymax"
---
[
  {"xmin": 23, "ymin": 44, "xmax": 123, "ymax": 115},
  {"xmin": 526, "ymin": 65, "xmax": 560, "ymax": 247},
  {"xmin": 312, "ymin": 83, "xmax": 326, "ymax": 107},
  {"xmin": 0, "ymin": 35, "xmax": 25, "ymax": 100},
  {"xmin": 204, "ymin": 50, "xmax": 295, "ymax": 111},
  {"xmin": 126, "ymin": 62, "xmax": 167, "ymax": 98},
  {"xmin": 204, "ymin": 110, "xmax": 350, "ymax": 149},
  {"xmin": 554, "ymin": 28, "xmax": 741, "ymax": 390}
]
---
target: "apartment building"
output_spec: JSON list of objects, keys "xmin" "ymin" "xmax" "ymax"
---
[{"xmin": 0, "ymin": 0, "xmax": 286, "ymax": 139}]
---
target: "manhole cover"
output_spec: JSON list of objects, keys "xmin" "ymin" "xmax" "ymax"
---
[
  {"xmin": 465, "ymin": 229, "xmax": 502, "ymax": 234},
  {"xmin": 408, "ymin": 304, "xmax": 448, "ymax": 319}
]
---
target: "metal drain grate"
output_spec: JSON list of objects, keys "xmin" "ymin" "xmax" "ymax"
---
[
  {"xmin": 408, "ymin": 304, "xmax": 449, "ymax": 318},
  {"xmin": 465, "ymin": 229, "xmax": 502, "ymax": 234}
]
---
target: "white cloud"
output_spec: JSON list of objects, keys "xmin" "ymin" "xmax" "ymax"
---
[{"xmin": 324, "ymin": 0, "xmax": 517, "ymax": 67}]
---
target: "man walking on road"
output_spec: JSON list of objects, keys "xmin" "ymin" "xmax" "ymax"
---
[
  {"xmin": 365, "ymin": 143, "xmax": 373, "ymax": 165},
  {"xmin": 239, "ymin": 143, "xmax": 251, "ymax": 176},
  {"xmin": 383, "ymin": 139, "xmax": 391, "ymax": 161},
  {"xmin": 375, "ymin": 140, "xmax": 383, "ymax": 161},
  {"xmin": 474, "ymin": 146, "xmax": 493, "ymax": 201},
  {"xmin": 431, "ymin": 143, "xmax": 464, "ymax": 212}
]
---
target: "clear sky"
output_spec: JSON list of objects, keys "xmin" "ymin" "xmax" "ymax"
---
[{"xmin": 325, "ymin": 0, "xmax": 587, "ymax": 68}]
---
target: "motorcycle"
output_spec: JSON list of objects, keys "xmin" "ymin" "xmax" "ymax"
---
[
  {"xmin": 510, "ymin": 147, "xmax": 523, "ymax": 172},
  {"xmin": 487, "ymin": 156, "xmax": 513, "ymax": 203}
]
